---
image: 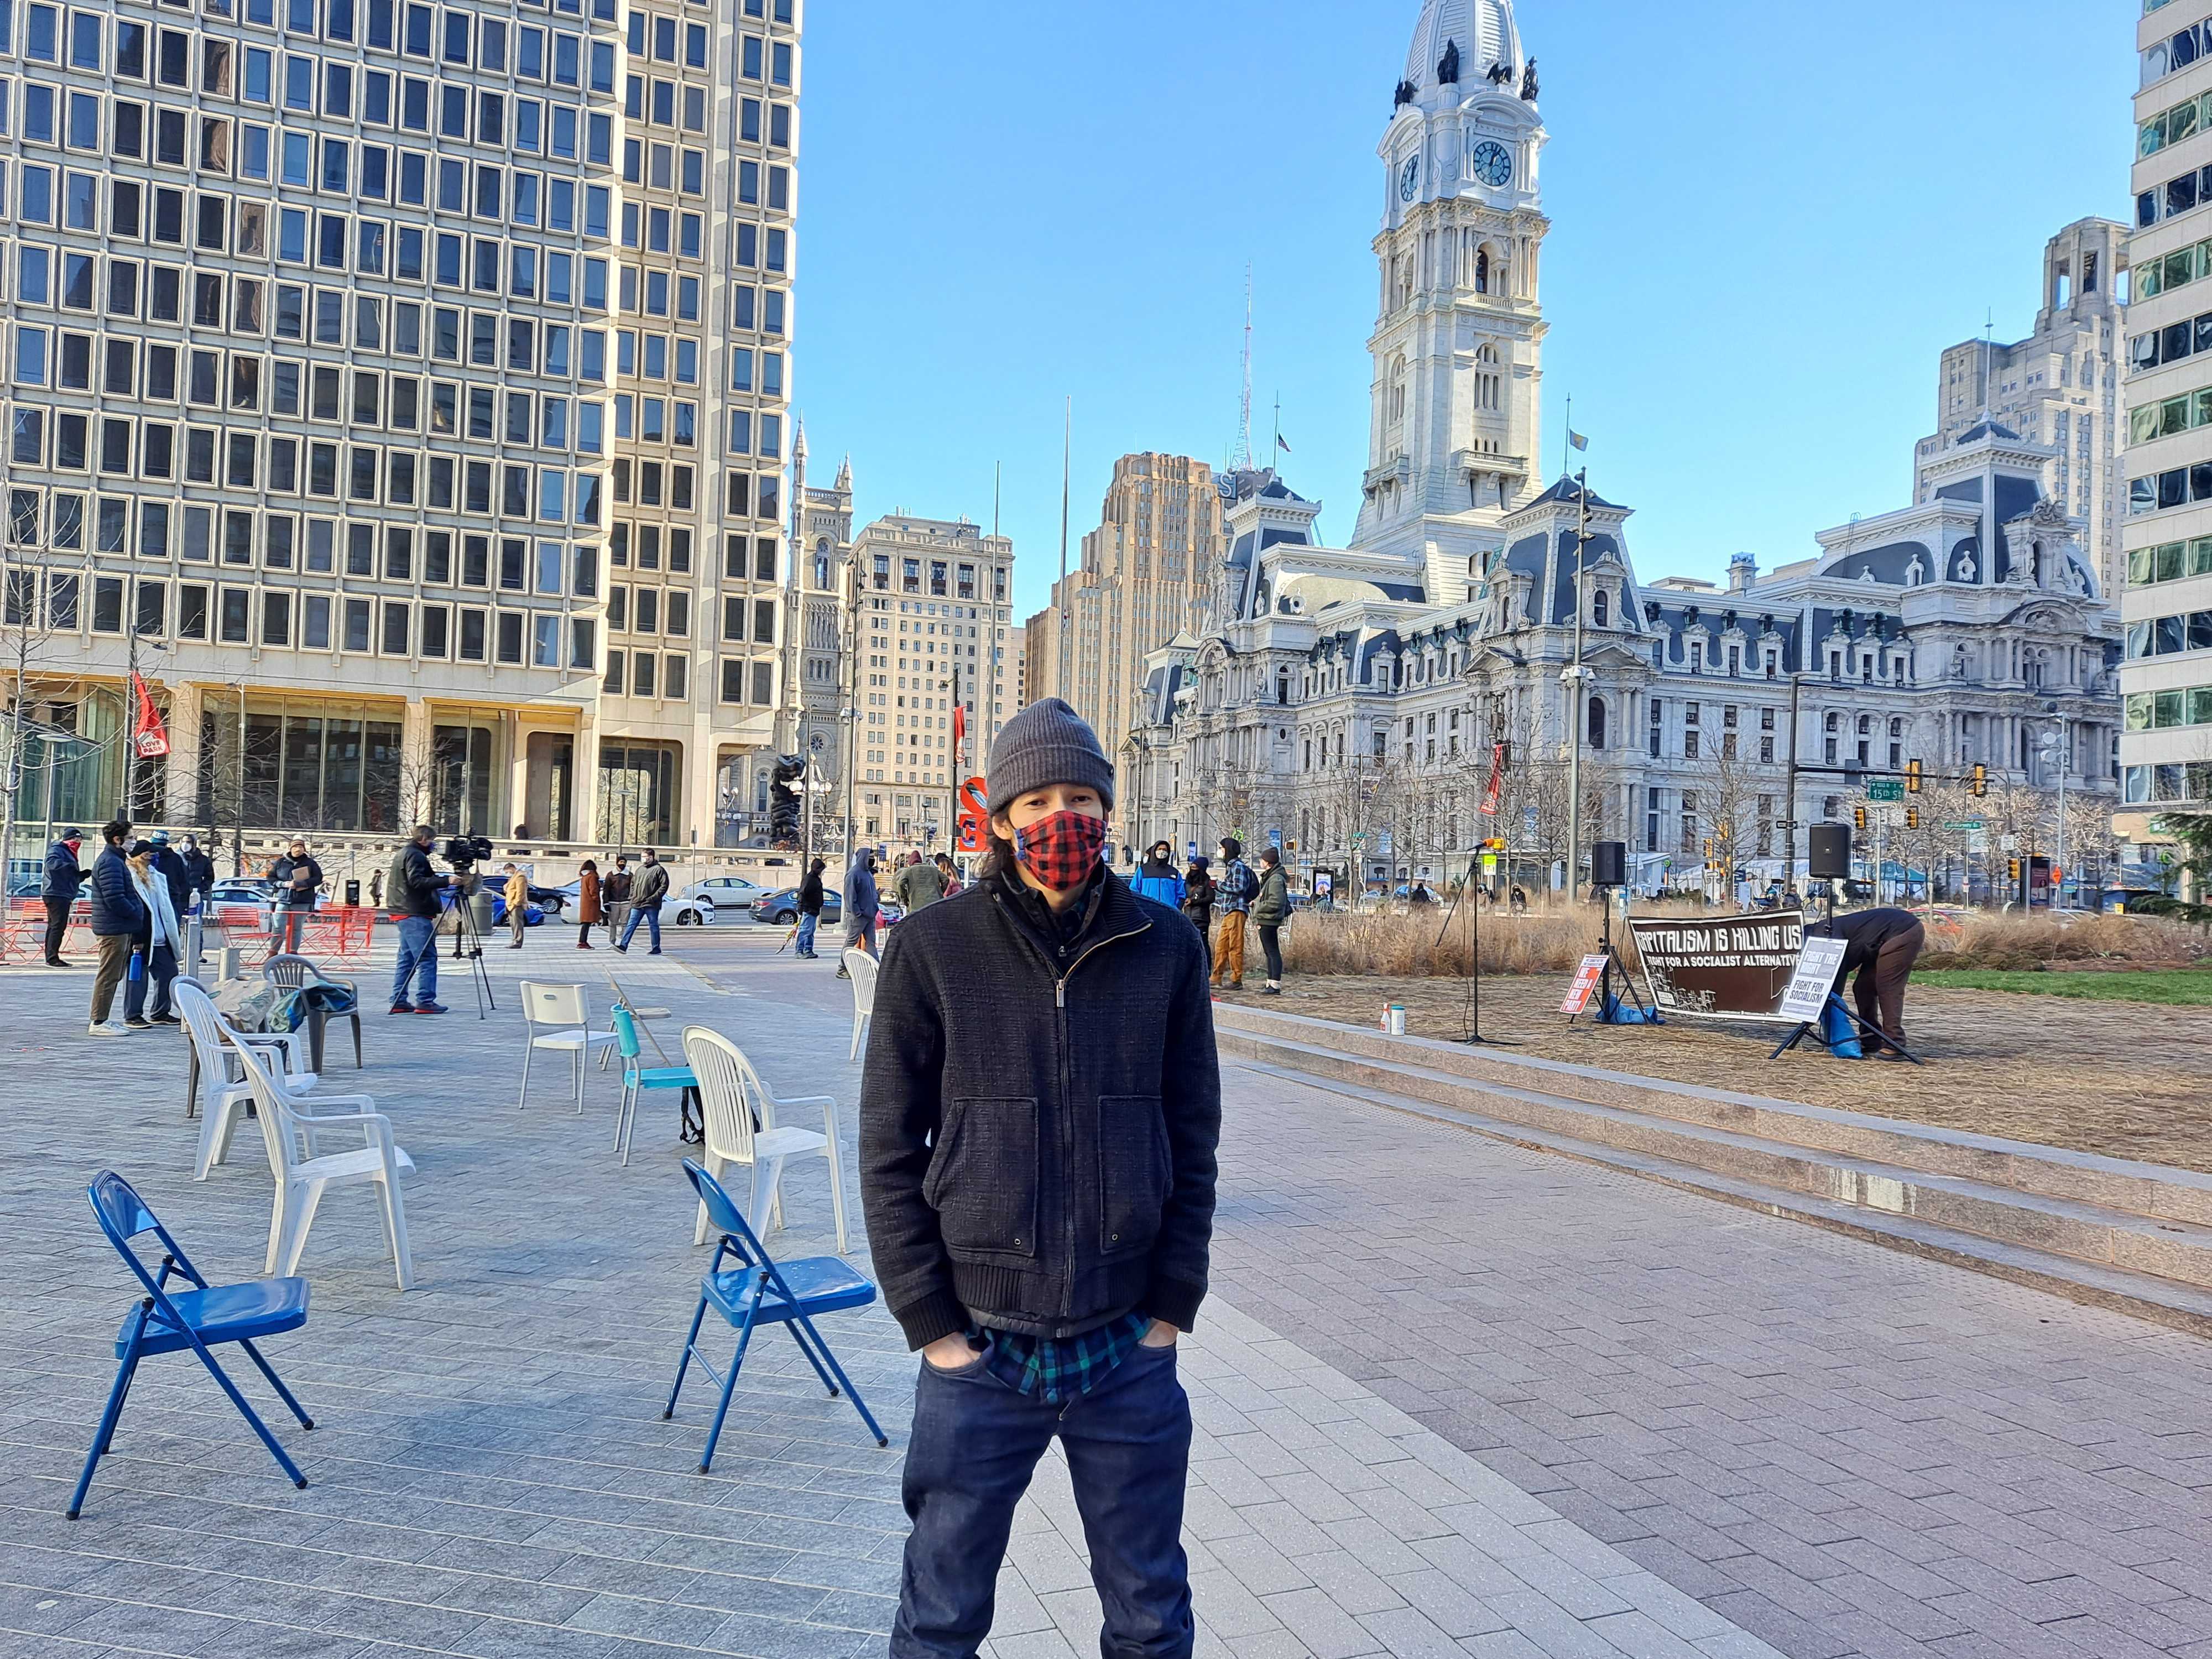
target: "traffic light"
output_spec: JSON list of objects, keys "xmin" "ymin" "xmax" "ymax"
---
[
  {"xmin": 1853, "ymin": 805, "xmax": 1868, "ymax": 831},
  {"xmin": 1906, "ymin": 759, "xmax": 1923, "ymax": 795},
  {"xmin": 2007, "ymin": 856, "xmax": 2022, "ymax": 884},
  {"xmin": 1970, "ymin": 762, "xmax": 1988, "ymax": 798},
  {"xmin": 1905, "ymin": 808, "xmax": 1920, "ymax": 830}
]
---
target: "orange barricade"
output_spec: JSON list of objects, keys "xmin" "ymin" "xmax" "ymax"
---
[{"xmin": 213, "ymin": 906, "xmax": 378, "ymax": 963}]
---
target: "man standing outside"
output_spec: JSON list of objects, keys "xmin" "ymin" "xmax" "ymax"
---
[
  {"xmin": 615, "ymin": 848, "xmax": 668, "ymax": 953},
  {"xmin": 179, "ymin": 834, "xmax": 216, "ymax": 905},
  {"xmin": 836, "ymin": 848, "xmax": 880, "ymax": 977},
  {"xmin": 387, "ymin": 826, "xmax": 451, "ymax": 1014},
  {"xmin": 40, "ymin": 828, "xmax": 86, "ymax": 968},
  {"xmin": 1209, "ymin": 836, "xmax": 1255, "ymax": 990},
  {"xmin": 147, "ymin": 831, "xmax": 192, "ymax": 923},
  {"xmin": 502, "ymin": 863, "xmax": 530, "ymax": 948},
  {"xmin": 794, "ymin": 857, "xmax": 827, "ymax": 959},
  {"xmin": 269, "ymin": 838, "xmax": 322, "ymax": 953},
  {"xmin": 86, "ymin": 821, "xmax": 146, "ymax": 1036},
  {"xmin": 893, "ymin": 847, "xmax": 947, "ymax": 915},
  {"xmin": 862, "ymin": 697, "xmax": 1220, "ymax": 1659},
  {"xmin": 603, "ymin": 854, "xmax": 634, "ymax": 947}
]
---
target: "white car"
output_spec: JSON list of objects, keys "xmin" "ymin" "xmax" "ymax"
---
[{"xmin": 669, "ymin": 875, "xmax": 769, "ymax": 925}]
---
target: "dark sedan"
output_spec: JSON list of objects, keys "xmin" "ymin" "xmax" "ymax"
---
[{"xmin": 751, "ymin": 888, "xmax": 842, "ymax": 926}]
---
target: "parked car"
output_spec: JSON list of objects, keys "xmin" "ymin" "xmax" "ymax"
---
[
  {"xmin": 208, "ymin": 878, "xmax": 278, "ymax": 906},
  {"xmin": 487, "ymin": 894, "xmax": 548, "ymax": 927},
  {"xmin": 751, "ymin": 888, "xmax": 843, "ymax": 927},
  {"xmin": 680, "ymin": 875, "xmax": 768, "ymax": 912},
  {"xmin": 670, "ymin": 893, "xmax": 717, "ymax": 926}
]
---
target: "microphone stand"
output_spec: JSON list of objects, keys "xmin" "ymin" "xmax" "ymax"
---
[{"xmin": 1439, "ymin": 869, "xmax": 1515, "ymax": 1047}]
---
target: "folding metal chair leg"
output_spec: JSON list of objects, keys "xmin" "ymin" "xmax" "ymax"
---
[
  {"xmin": 97, "ymin": 1354, "xmax": 142, "ymax": 1455},
  {"xmin": 235, "ymin": 1339, "xmax": 315, "ymax": 1429},
  {"xmin": 67, "ymin": 1352, "xmax": 139, "ymax": 1519},
  {"xmin": 663, "ymin": 1293, "xmax": 712, "ymax": 1418},
  {"xmin": 781, "ymin": 1316, "xmax": 843, "ymax": 1397},
  {"xmin": 698, "ymin": 1319, "xmax": 760, "ymax": 1473},
  {"xmin": 181, "ymin": 1332, "xmax": 307, "ymax": 1490},
  {"xmin": 790, "ymin": 1311, "xmax": 889, "ymax": 1447}
]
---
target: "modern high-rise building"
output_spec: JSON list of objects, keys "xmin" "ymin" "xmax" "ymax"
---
[
  {"xmin": 2121, "ymin": 1, "xmax": 2212, "ymax": 832},
  {"xmin": 1022, "ymin": 451, "xmax": 1227, "ymax": 843},
  {"xmin": 1915, "ymin": 219, "xmax": 2127, "ymax": 601},
  {"xmin": 848, "ymin": 511, "xmax": 1016, "ymax": 848},
  {"xmin": 0, "ymin": 0, "xmax": 802, "ymax": 857}
]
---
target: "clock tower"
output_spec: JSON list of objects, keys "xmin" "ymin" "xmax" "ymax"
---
[{"xmin": 1351, "ymin": 0, "xmax": 1550, "ymax": 602}]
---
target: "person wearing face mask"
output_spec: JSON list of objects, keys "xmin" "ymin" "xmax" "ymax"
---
[
  {"xmin": 836, "ymin": 846, "xmax": 881, "ymax": 977},
  {"xmin": 1131, "ymin": 841, "xmax": 1186, "ymax": 911},
  {"xmin": 861, "ymin": 697, "xmax": 1220, "ymax": 1659}
]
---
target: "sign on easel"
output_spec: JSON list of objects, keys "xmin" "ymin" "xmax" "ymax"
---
[
  {"xmin": 1627, "ymin": 911, "xmax": 1806, "ymax": 1022},
  {"xmin": 1559, "ymin": 954, "xmax": 1609, "ymax": 1015},
  {"xmin": 1776, "ymin": 937, "xmax": 1851, "ymax": 1024}
]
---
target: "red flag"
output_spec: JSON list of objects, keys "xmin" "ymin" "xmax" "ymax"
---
[
  {"xmin": 953, "ymin": 702, "xmax": 967, "ymax": 765},
  {"xmin": 130, "ymin": 674, "xmax": 170, "ymax": 759},
  {"xmin": 1479, "ymin": 743, "xmax": 1504, "ymax": 817}
]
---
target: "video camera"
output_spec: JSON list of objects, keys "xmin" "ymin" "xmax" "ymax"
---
[{"xmin": 441, "ymin": 833, "xmax": 494, "ymax": 870}]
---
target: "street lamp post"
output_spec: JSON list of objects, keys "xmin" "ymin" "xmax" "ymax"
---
[{"xmin": 1562, "ymin": 470, "xmax": 1591, "ymax": 900}]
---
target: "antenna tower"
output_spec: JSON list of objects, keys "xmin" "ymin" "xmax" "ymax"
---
[{"xmin": 1231, "ymin": 264, "xmax": 1253, "ymax": 473}]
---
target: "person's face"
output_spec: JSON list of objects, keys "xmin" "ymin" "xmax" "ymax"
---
[
  {"xmin": 289, "ymin": 842, "xmax": 306, "ymax": 858},
  {"xmin": 992, "ymin": 782, "xmax": 1105, "ymax": 843}
]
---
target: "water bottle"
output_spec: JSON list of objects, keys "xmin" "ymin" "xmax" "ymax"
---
[{"xmin": 128, "ymin": 946, "xmax": 145, "ymax": 983}]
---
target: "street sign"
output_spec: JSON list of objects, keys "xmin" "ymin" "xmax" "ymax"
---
[
  {"xmin": 1941, "ymin": 820, "xmax": 1984, "ymax": 831},
  {"xmin": 1867, "ymin": 780, "xmax": 1905, "ymax": 802},
  {"xmin": 2000, "ymin": 834, "xmax": 2020, "ymax": 852}
]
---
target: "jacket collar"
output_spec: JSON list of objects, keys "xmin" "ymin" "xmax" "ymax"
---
[{"xmin": 988, "ymin": 864, "xmax": 1145, "ymax": 959}]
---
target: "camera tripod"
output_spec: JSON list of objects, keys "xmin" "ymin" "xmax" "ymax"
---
[
  {"xmin": 1574, "ymin": 885, "xmax": 1653, "ymax": 1028},
  {"xmin": 442, "ymin": 874, "xmax": 497, "ymax": 1019}
]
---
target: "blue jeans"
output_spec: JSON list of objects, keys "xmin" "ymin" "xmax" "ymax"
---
[
  {"xmin": 893, "ymin": 1337, "xmax": 1192, "ymax": 1658},
  {"xmin": 391, "ymin": 916, "xmax": 438, "ymax": 1006},
  {"xmin": 794, "ymin": 911, "xmax": 818, "ymax": 955},
  {"xmin": 618, "ymin": 902, "xmax": 662, "ymax": 952}
]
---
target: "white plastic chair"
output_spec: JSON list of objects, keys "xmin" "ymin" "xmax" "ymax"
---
[
  {"xmin": 229, "ymin": 1030, "xmax": 416, "ymax": 1290},
  {"xmin": 176, "ymin": 980, "xmax": 316, "ymax": 1180},
  {"xmin": 684, "ymin": 1025, "xmax": 848, "ymax": 1254},
  {"xmin": 842, "ymin": 948, "xmax": 878, "ymax": 1062},
  {"xmin": 518, "ymin": 982, "xmax": 621, "ymax": 1113}
]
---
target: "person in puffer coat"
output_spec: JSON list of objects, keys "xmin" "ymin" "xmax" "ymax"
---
[{"xmin": 862, "ymin": 697, "xmax": 1219, "ymax": 1659}]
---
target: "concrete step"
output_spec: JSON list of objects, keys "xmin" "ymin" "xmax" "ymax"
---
[
  {"xmin": 1213, "ymin": 1003, "xmax": 2212, "ymax": 1228},
  {"xmin": 1215, "ymin": 1015, "xmax": 2212, "ymax": 1328}
]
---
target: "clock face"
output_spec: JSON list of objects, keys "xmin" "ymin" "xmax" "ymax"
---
[
  {"xmin": 1400, "ymin": 156, "xmax": 1420, "ymax": 202},
  {"xmin": 1470, "ymin": 140, "xmax": 1512, "ymax": 188}
]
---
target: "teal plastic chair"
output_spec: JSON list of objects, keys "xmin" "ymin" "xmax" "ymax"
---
[
  {"xmin": 665, "ymin": 1159, "xmax": 888, "ymax": 1472},
  {"xmin": 70, "ymin": 1171, "xmax": 314, "ymax": 1519},
  {"xmin": 613, "ymin": 1005, "xmax": 698, "ymax": 1165}
]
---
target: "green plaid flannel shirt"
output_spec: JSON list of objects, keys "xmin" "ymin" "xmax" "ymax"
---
[{"xmin": 981, "ymin": 1311, "xmax": 1152, "ymax": 1404}]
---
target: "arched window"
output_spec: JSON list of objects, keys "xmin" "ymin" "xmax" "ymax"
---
[
  {"xmin": 1588, "ymin": 697, "xmax": 1607, "ymax": 750},
  {"xmin": 1592, "ymin": 589, "xmax": 1609, "ymax": 628},
  {"xmin": 1856, "ymin": 713, "xmax": 1872, "ymax": 736},
  {"xmin": 1388, "ymin": 356, "xmax": 1408, "ymax": 423},
  {"xmin": 1475, "ymin": 248, "xmax": 1490, "ymax": 294}
]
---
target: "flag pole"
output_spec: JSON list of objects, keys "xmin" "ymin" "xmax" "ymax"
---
[{"xmin": 1562, "ymin": 395, "xmax": 1571, "ymax": 482}]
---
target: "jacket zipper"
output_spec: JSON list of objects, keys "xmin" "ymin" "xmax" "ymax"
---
[{"xmin": 1053, "ymin": 917, "xmax": 1149, "ymax": 1315}]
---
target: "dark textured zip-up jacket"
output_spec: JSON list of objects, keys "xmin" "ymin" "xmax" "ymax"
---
[{"xmin": 859, "ymin": 867, "xmax": 1220, "ymax": 1350}]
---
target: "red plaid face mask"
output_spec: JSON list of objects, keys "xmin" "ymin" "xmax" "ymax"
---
[{"xmin": 1013, "ymin": 809, "xmax": 1108, "ymax": 891}]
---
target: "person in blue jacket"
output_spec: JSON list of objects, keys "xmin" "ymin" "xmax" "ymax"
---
[
  {"xmin": 1131, "ymin": 841, "xmax": 1186, "ymax": 911},
  {"xmin": 41, "ymin": 828, "xmax": 86, "ymax": 967},
  {"xmin": 86, "ymin": 820, "xmax": 148, "ymax": 1036}
]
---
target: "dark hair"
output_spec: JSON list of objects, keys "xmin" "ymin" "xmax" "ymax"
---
[
  {"xmin": 1219, "ymin": 836, "xmax": 1242, "ymax": 859},
  {"xmin": 978, "ymin": 830, "xmax": 1020, "ymax": 883},
  {"xmin": 580, "ymin": 858, "xmax": 597, "ymax": 873},
  {"xmin": 102, "ymin": 818, "xmax": 132, "ymax": 844},
  {"xmin": 413, "ymin": 824, "xmax": 435, "ymax": 840}
]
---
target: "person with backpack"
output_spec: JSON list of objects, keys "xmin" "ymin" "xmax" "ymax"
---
[
  {"xmin": 860, "ymin": 696, "xmax": 1220, "ymax": 1659},
  {"xmin": 1132, "ymin": 841, "xmax": 1186, "ymax": 910},
  {"xmin": 1210, "ymin": 837, "xmax": 1256, "ymax": 990},
  {"xmin": 795, "ymin": 857, "xmax": 827, "ymax": 959},
  {"xmin": 86, "ymin": 820, "xmax": 147, "ymax": 1036},
  {"xmin": 1253, "ymin": 847, "xmax": 1291, "ymax": 997},
  {"xmin": 1181, "ymin": 855, "xmax": 1216, "ymax": 975}
]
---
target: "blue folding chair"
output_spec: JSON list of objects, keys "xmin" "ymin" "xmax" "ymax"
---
[
  {"xmin": 69, "ymin": 1172, "xmax": 315, "ymax": 1519},
  {"xmin": 613, "ymin": 1005, "xmax": 699, "ymax": 1166},
  {"xmin": 665, "ymin": 1159, "xmax": 888, "ymax": 1472}
]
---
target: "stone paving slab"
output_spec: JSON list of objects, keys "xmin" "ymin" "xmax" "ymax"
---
[{"xmin": 0, "ymin": 940, "xmax": 1791, "ymax": 1657}]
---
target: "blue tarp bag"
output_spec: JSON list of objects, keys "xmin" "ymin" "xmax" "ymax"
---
[{"xmin": 1820, "ymin": 995, "xmax": 1862, "ymax": 1058}]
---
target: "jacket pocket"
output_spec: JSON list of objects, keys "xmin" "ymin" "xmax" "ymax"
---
[
  {"xmin": 1098, "ymin": 1095, "xmax": 1171, "ymax": 1259},
  {"xmin": 925, "ymin": 1097, "xmax": 1040, "ymax": 1260}
]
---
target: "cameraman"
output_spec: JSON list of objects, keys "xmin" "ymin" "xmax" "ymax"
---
[{"xmin": 385, "ymin": 826, "xmax": 452, "ymax": 1015}]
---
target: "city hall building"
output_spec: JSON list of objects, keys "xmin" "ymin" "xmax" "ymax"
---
[
  {"xmin": 1127, "ymin": 0, "xmax": 2121, "ymax": 893},
  {"xmin": 0, "ymin": 0, "xmax": 804, "ymax": 856}
]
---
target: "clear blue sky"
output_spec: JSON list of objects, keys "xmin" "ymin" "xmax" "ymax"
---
[{"xmin": 796, "ymin": 1, "xmax": 2140, "ymax": 622}]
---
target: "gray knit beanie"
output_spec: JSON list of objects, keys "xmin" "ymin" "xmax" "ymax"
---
[{"xmin": 986, "ymin": 697, "xmax": 1115, "ymax": 814}]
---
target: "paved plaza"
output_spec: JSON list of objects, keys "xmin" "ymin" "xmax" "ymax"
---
[{"xmin": 0, "ymin": 926, "xmax": 2208, "ymax": 1659}]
